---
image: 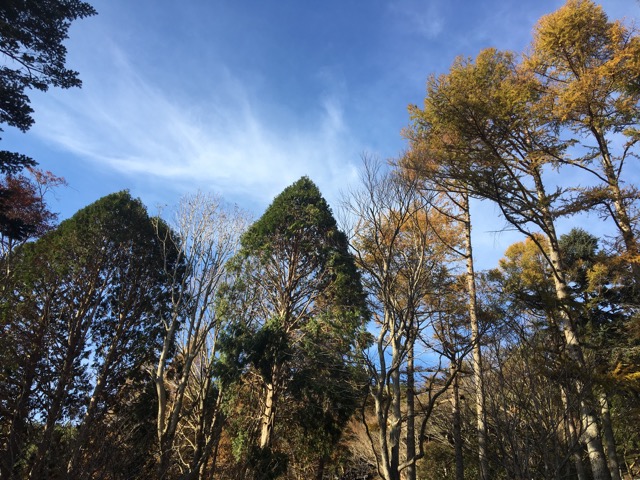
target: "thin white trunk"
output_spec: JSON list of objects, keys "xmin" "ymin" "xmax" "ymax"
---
[
  {"xmin": 405, "ymin": 337, "xmax": 416, "ymax": 480},
  {"xmin": 260, "ymin": 366, "xmax": 279, "ymax": 450},
  {"xmin": 462, "ymin": 193, "xmax": 488, "ymax": 480},
  {"xmin": 389, "ymin": 328, "xmax": 402, "ymax": 480},
  {"xmin": 591, "ymin": 127, "xmax": 640, "ymax": 284},
  {"xmin": 561, "ymin": 385, "xmax": 587, "ymax": 480},
  {"xmin": 529, "ymin": 168, "xmax": 611, "ymax": 480},
  {"xmin": 451, "ymin": 365, "xmax": 464, "ymax": 480}
]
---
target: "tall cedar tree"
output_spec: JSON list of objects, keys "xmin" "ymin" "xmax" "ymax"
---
[{"xmin": 224, "ymin": 177, "xmax": 367, "ymax": 479}]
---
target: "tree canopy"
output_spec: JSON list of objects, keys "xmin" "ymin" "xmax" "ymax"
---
[
  {"xmin": 0, "ymin": 0, "xmax": 96, "ymax": 174},
  {"xmin": 222, "ymin": 176, "xmax": 368, "ymax": 479}
]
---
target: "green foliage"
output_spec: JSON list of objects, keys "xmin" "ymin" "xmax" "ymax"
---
[
  {"xmin": 0, "ymin": 190, "xmax": 177, "ymax": 478},
  {"xmin": 221, "ymin": 176, "xmax": 368, "ymax": 477},
  {"xmin": 239, "ymin": 176, "xmax": 366, "ymax": 316},
  {"xmin": 0, "ymin": 0, "xmax": 96, "ymax": 173},
  {"xmin": 241, "ymin": 176, "xmax": 334, "ymax": 249},
  {"xmin": 247, "ymin": 446, "xmax": 288, "ymax": 480},
  {"xmin": 417, "ymin": 442, "xmax": 457, "ymax": 480},
  {"xmin": 234, "ymin": 175, "xmax": 367, "ymax": 336},
  {"xmin": 247, "ymin": 317, "xmax": 291, "ymax": 380}
]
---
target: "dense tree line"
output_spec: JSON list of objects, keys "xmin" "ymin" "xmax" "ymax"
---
[{"xmin": 1, "ymin": 1, "xmax": 639, "ymax": 479}]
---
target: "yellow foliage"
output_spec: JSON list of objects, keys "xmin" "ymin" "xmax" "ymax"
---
[
  {"xmin": 586, "ymin": 262, "xmax": 608, "ymax": 293},
  {"xmin": 499, "ymin": 233, "xmax": 551, "ymax": 290},
  {"xmin": 612, "ymin": 361, "xmax": 640, "ymax": 390},
  {"xmin": 526, "ymin": 0, "xmax": 640, "ymax": 130}
]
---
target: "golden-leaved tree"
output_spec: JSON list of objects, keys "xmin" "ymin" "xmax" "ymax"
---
[{"xmin": 403, "ymin": 4, "xmax": 640, "ymax": 478}]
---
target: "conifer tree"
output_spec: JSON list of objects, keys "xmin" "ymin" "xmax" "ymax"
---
[{"xmin": 223, "ymin": 176, "xmax": 367, "ymax": 479}]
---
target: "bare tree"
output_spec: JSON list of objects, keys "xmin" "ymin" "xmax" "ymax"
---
[
  {"xmin": 342, "ymin": 157, "xmax": 471, "ymax": 480},
  {"xmin": 153, "ymin": 192, "xmax": 249, "ymax": 479}
]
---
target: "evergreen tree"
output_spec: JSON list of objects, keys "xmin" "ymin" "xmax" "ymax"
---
[
  {"xmin": 0, "ymin": 0, "xmax": 96, "ymax": 174},
  {"xmin": 0, "ymin": 191, "xmax": 175, "ymax": 479},
  {"xmin": 222, "ymin": 177, "xmax": 367, "ymax": 479}
]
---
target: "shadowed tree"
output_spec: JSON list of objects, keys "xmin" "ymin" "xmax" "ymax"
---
[
  {"xmin": 222, "ymin": 176, "xmax": 368, "ymax": 480},
  {"xmin": 0, "ymin": 168, "xmax": 66, "ymax": 280},
  {"xmin": 0, "ymin": 191, "xmax": 176, "ymax": 479}
]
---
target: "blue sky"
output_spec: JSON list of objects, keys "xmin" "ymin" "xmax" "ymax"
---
[{"xmin": 3, "ymin": 0, "xmax": 638, "ymax": 268}]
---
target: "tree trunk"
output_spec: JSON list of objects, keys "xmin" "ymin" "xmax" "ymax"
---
[
  {"xmin": 461, "ymin": 193, "xmax": 488, "ymax": 480},
  {"xmin": 561, "ymin": 385, "xmax": 587, "ymax": 480},
  {"xmin": 260, "ymin": 364, "xmax": 280, "ymax": 450},
  {"xmin": 546, "ymin": 239, "xmax": 611, "ymax": 480},
  {"xmin": 451, "ymin": 365, "xmax": 464, "ymax": 480},
  {"xmin": 373, "ymin": 313, "xmax": 393, "ymax": 480},
  {"xmin": 28, "ymin": 313, "xmax": 90, "ymax": 480},
  {"xmin": 67, "ymin": 328, "xmax": 122, "ymax": 478},
  {"xmin": 0, "ymin": 321, "xmax": 45, "ymax": 479},
  {"xmin": 374, "ymin": 318, "xmax": 402, "ymax": 480},
  {"xmin": 529, "ymin": 167, "xmax": 611, "ymax": 480},
  {"xmin": 405, "ymin": 337, "xmax": 416, "ymax": 480},
  {"xmin": 155, "ymin": 311, "xmax": 181, "ymax": 478},
  {"xmin": 259, "ymin": 382, "xmax": 275, "ymax": 449},
  {"xmin": 389, "ymin": 334, "xmax": 402, "ymax": 480},
  {"xmin": 28, "ymin": 360, "xmax": 74, "ymax": 479},
  {"xmin": 591, "ymin": 127, "xmax": 640, "ymax": 287},
  {"xmin": 599, "ymin": 391, "xmax": 622, "ymax": 480},
  {"xmin": 316, "ymin": 455, "xmax": 326, "ymax": 480}
]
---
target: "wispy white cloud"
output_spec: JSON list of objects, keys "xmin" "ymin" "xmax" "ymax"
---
[
  {"xmin": 387, "ymin": 0, "xmax": 445, "ymax": 39},
  {"xmin": 31, "ymin": 43, "xmax": 362, "ymax": 208}
]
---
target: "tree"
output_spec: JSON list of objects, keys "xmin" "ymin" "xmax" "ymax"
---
[
  {"xmin": 342, "ymin": 158, "xmax": 470, "ymax": 480},
  {"xmin": 402, "ymin": 146, "xmax": 489, "ymax": 480},
  {"xmin": 0, "ymin": 191, "xmax": 175, "ymax": 479},
  {"xmin": 406, "ymin": 45, "xmax": 612, "ymax": 479},
  {"xmin": 0, "ymin": 0, "xmax": 96, "ymax": 174},
  {"xmin": 525, "ymin": 0, "xmax": 640, "ymax": 286},
  {"xmin": 61, "ymin": 192, "xmax": 178, "ymax": 479},
  {"xmin": 487, "ymin": 235, "xmax": 589, "ymax": 478},
  {"xmin": 0, "ymin": 167, "xmax": 66, "ymax": 278},
  {"xmin": 559, "ymin": 229, "xmax": 627, "ymax": 480},
  {"xmin": 404, "ymin": 5, "xmax": 640, "ymax": 470},
  {"xmin": 152, "ymin": 192, "xmax": 249, "ymax": 480},
  {"xmin": 223, "ymin": 176, "xmax": 367, "ymax": 479},
  {"xmin": 483, "ymin": 228, "xmax": 635, "ymax": 479}
]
